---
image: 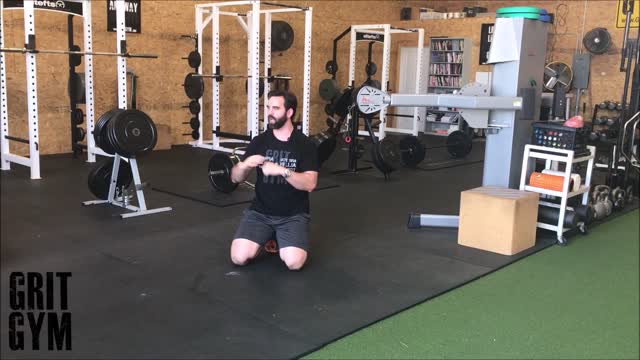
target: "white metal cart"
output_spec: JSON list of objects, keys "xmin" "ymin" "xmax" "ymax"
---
[{"xmin": 519, "ymin": 144, "xmax": 596, "ymax": 245}]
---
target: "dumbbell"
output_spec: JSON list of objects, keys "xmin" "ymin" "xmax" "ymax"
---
[
  {"xmin": 598, "ymin": 101, "xmax": 609, "ymax": 109},
  {"xmin": 593, "ymin": 116, "xmax": 607, "ymax": 125},
  {"xmin": 606, "ymin": 117, "xmax": 618, "ymax": 127},
  {"xmin": 599, "ymin": 132, "xmax": 609, "ymax": 142},
  {"xmin": 616, "ymin": 102, "xmax": 623, "ymax": 111},
  {"xmin": 607, "ymin": 101, "xmax": 617, "ymax": 110}
]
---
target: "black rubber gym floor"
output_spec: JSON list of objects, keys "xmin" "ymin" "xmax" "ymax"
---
[{"xmin": 3, "ymin": 136, "xmax": 627, "ymax": 359}]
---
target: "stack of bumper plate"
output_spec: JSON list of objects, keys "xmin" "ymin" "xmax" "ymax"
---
[{"xmin": 496, "ymin": 7, "xmax": 551, "ymax": 23}]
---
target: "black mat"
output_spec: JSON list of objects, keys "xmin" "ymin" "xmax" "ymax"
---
[
  {"xmin": 2, "ymin": 148, "xmax": 635, "ymax": 359},
  {"xmin": 147, "ymin": 146, "xmax": 340, "ymax": 208},
  {"xmin": 414, "ymin": 137, "xmax": 486, "ymax": 171}
]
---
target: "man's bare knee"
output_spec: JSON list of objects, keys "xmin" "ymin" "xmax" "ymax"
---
[
  {"xmin": 284, "ymin": 258, "xmax": 305, "ymax": 270},
  {"xmin": 280, "ymin": 247, "xmax": 307, "ymax": 271},
  {"xmin": 231, "ymin": 253, "xmax": 250, "ymax": 266},
  {"xmin": 230, "ymin": 238, "xmax": 260, "ymax": 266}
]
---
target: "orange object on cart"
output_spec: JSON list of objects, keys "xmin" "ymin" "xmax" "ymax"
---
[{"xmin": 529, "ymin": 172, "xmax": 572, "ymax": 192}]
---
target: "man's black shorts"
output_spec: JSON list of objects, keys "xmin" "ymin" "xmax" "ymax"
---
[{"xmin": 233, "ymin": 209, "xmax": 311, "ymax": 251}]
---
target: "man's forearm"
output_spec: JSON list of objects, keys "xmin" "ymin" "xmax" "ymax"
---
[
  {"xmin": 284, "ymin": 169, "xmax": 317, "ymax": 192},
  {"xmin": 231, "ymin": 163, "xmax": 252, "ymax": 183}
]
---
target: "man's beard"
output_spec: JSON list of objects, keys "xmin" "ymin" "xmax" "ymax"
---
[{"xmin": 268, "ymin": 114, "xmax": 287, "ymax": 129}]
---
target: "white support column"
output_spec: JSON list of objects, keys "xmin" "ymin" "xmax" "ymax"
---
[
  {"xmin": 246, "ymin": 10, "xmax": 252, "ymax": 137},
  {"xmin": 346, "ymin": 28, "xmax": 357, "ymax": 132},
  {"xmin": 83, "ymin": 0, "xmax": 97, "ymax": 162},
  {"xmin": 116, "ymin": 0, "xmax": 127, "ymax": 110},
  {"xmin": 263, "ymin": 12, "xmax": 271, "ymax": 132},
  {"xmin": 0, "ymin": 0, "xmax": 9, "ymax": 171},
  {"xmin": 193, "ymin": 6, "xmax": 204, "ymax": 147},
  {"xmin": 248, "ymin": 2, "xmax": 260, "ymax": 138},
  {"xmin": 413, "ymin": 28, "xmax": 424, "ymax": 137},
  {"xmin": 348, "ymin": 28, "xmax": 356, "ymax": 88},
  {"xmin": 301, "ymin": 8, "xmax": 312, "ymax": 136},
  {"xmin": 211, "ymin": 6, "xmax": 219, "ymax": 149},
  {"xmin": 107, "ymin": 155, "xmax": 121, "ymax": 202},
  {"xmin": 24, "ymin": 1, "xmax": 40, "ymax": 179},
  {"xmin": 128, "ymin": 158, "xmax": 148, "ymax": 210},
  {"xmin": 378, "ymin": 25, "xmax": 391, "ymax": 140}
]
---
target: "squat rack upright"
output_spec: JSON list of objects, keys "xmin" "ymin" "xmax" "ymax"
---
[
  {"xmin": 191, "ymin": 1, "xmax": 312, "ymax": 155},
  {"xmin": 1, "ymin": 0, "xmax": 155, "ymax": 179},
  {"xmin": 0, "ymin": 0, "xmax": 99, "ymax": 179}
]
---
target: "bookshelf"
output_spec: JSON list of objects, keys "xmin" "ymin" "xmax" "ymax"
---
[{"xmin": 425, "ymin": 37, "xmax": 471, "ymax": 136}]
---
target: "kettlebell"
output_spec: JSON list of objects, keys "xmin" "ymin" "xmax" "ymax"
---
[
  {"xmin": 600, "ymin": 191, "xmax": 613, "ymax": 217},
  {"xmin": 592, "ymin": 199, "xmax": 607, "ymax": 220},
  {"xmin": 591, "ymin": 184, "xmax": 610, "ymax": 202},
  {"xmin": 611, "ymin": 187, "xmax": 627, "ymax": 210},
  {"xmin": 626, "ymin": 185, "xmax": 635, "ymax": 203}
]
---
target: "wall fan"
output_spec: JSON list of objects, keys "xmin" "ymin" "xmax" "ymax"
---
[
  {"xmin": 583, "ymin": 27, "xmax": 612, "ymax": 54},
  {"xmin": 543, "ymin": 61, "xmax": 573, "ymax": 92}
]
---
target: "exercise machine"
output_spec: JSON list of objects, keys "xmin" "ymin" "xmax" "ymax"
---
[{"xmin": 356, "ymin": 16, "xmax": 548, "ymax": 228}]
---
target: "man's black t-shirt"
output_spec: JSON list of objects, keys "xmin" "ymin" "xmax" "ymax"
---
[{"xmin": 242, "ymin": 129, "xmax": 319, "ymax": 216}]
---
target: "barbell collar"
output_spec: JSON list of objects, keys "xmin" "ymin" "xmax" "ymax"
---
[{"xmin": 0, "ymin": 47, "xmax": 158, "ymax": 59}]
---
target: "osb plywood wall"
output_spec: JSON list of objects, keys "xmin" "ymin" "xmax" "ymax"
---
[
  {"xmin": 400, "ymin": 0, "xmax": 632, "ymax": 116},
  {"xmin": 1, "ymin": 0, "xmax": 631, "ymax": 155}
]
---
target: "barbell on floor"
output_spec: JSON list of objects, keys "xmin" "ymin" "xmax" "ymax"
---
[
  {"xmin": 208, "ymin": 150, "xmax": 255, "ymax": 193},
  {"xmin": 370, "ymin": 135, "xmax": 428, "ymax": 174},
  {"xmin": 369, "ymin": 132, "xmax": 473, "ymax": 175}
]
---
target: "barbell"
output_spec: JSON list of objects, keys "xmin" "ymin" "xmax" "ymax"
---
[
  {"xmin": 192, "ymin": 74, "xmax": 293, "ymax": 80},
  {"xmin": 370, "ymin": 135, "xmax": 427, "ymax": 175},
  {"xmin": 207, "ymin": 150, "xmax": 255, "ymax": 193},
  {"xmin": 0, "ymin": 47, "xmax": 158, "ymax": 58},
  {"xmin": 183, "ymin": 73, "xmax": 292, "ymax": 100}
]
